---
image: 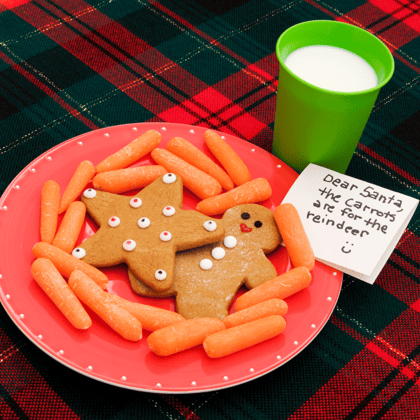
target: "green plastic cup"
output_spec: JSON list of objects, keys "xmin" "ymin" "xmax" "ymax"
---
[{"xmin": 273, "ymin": 20, "xmax": 394, "ymax": 173}]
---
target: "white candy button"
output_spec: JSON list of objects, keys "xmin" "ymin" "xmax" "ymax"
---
[
  {"xmin": 138, "ymin": 217, "xmax": 150, "ymax": 228},
  {"xmin": 130, "ymin": 197, "xmax": 142, "ymax": 208},
  {"xmin": 200, "ymin": 259, "xmax": 213, "ymax": 270},
  {"xmin": 108, "ymin": 216, "xmax": 120, "ymax": 227},
  {"xmin": 203, "ymin": 220, "xmax": 217, "ymax": 232},
  {"xmin": 160, "ymin": 231, "xmax": 172, "ymax": 241},
  {"xmin": 72, "ymin": 248, "xmax": 86, "ymax": 259},
  {"xmin": 212, "ymin": 247, "xmax": 225, "ymax": 260},
  {"xmin": 83, "ymin": 189, "xmax": 96, "ymax": 198},
  {"xmin": 163, "ymin": 206, "xmax": 176, "ymax": 216},
  {"xmin": 123, "ymin": 240, "xmax": 136, "ymax": 251},
  {"xmin": 155, "ymin": 270, "xmax": 167, "ymax": 280},
  {"xmin": 224, "ymin": 236, "xmax": 237, "ymax": 248},
  {"xmin": 163, "ymin": 173, "xmax": 176, "ymax": 184}
]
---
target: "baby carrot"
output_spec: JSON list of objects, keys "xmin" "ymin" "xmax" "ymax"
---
[
  {"xmin": 203, "ymin": 315, "xmax": 286, "ymax": 358},
  {"xmin": 106, "ymin": 293, "xmax": 185, "ymax": 331},
  {"xmin": 151, "ymin": 148, "xmax": 222, "ymax": 199},
  {"xmin": 31, "ymin": 258, "xmax": 91, "ymax": 330},
  {"xmin": 223, "ymin": 298, "xmax": 288, "ymax": 329},
  {"xmin": 68, "ymin": 270, "xmax": 142, "ymax": 341},
  {"xmin": 95, "ymin": 129, "xmax": 161, "ymax": 173},
  {"xmin": 40, "ymin": 180, "xmax": 60, "ymax": 244},
  {"xmin": 274, "ymin": 203, "xmax": 315, "ymax": 271},
  {"xmin": 204, "ymin": 129, "xmax": 251, "ymax": 186},
  {"xmin": 234, "ymin": 267, "xmax": 311, "ymax": 312},
  {"xmin": 32, "ymin": 242, "xmax": 108, "ymax": 290},
  {"xmin": 147, "ymin": 318, "xmax": 225, "ymax": 356},
  {"xmin": 52, "ymin": 201, "xmax": 86, "ymax": 253},
  {"xmin": 92, "ymin": 165, "xmax": 167, "ymax": 193},
  {"xmin": 166, "ymin": 137, "xmax": 234, "ymax": 191},
  {"xmin": 196, "ymin": 178, "xmax": 272, "ymax": 216},
  {"xmin": 59, "ymin": 160, "xmax": 95, "ymax": 214}
]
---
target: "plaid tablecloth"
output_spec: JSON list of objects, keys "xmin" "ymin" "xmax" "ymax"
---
[{"xmin": 1, "ymin": 1, "xmax": 419, "ymax": 419}]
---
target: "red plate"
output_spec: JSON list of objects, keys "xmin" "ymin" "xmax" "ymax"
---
[{"xmin": 0, "ymin": 123, "xmax": 342, "ymax": 393}]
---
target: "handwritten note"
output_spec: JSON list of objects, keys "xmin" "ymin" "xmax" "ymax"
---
[{"xmin": 282, "ymin": 164, "xmax": 419, "ymax": 283}]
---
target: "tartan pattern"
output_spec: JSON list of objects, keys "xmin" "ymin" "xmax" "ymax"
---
[{"xmin": 0, "ymin": 0, "xmax": 419, "ymax": 418}]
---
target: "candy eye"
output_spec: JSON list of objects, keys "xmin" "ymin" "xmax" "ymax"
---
[
  {"xmin": 241, "ymin": 212, "xmax": 250, "ymax": 220},
  {"xmin": 155, "ymin": 269, "xmax": 167, "ymax": 280},
  {"xmin": 83, "ymin": 189, "xmax": 96, "ymax": 199},
  {"xmin": 123, "ymin": 240, "xmax": 136, "ymax": 251},
  {"xmin": 203, "ymin": 220, "xmax": 217, "ymax": 232},
  {"xmin": 138, "ymin": 217, "xmax": 150, "ymax": 228},
  {"xmin": 130, "ymin": 197, "xmax": 142, "ymax": 208},
  {"xmin": 108, "ymin": 216, "xmax": 120, "ymax": 227},
  {"xmin": 72, "ymin": 248, "xmax": 86, "ymax": 258},
  {"xmin": 163, "ymin": 173, "xmax": 176, "ymax": 184},
  {"xmin": 163, "ymin": 206, "xmax": 176, "ymax": 216},
  {"xmin": 254, "ymin": 221, "xmax": 263, "ymax": 228}
]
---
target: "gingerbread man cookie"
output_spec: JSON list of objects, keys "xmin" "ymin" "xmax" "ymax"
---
[
  {"xmin": 128, "ymin": 204, "xmax": 281, "ymax": 319},
  {"xmin": 73, "ymin": 173, "xmax": 224, "ymax": 292}
]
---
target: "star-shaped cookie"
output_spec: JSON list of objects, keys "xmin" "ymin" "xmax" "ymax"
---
[{"xmin": 72, "ymin": 173, "xmax": 225, "ymax": 292}]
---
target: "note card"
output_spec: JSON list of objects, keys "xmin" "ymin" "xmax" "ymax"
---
[{"xmin": 282, "ymin": 164, "xmax": 419, "ymax": 284}]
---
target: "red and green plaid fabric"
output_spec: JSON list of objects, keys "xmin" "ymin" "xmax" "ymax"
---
[{"xmin": 1, "ymin": 0, "xmax": 419, "ymax": 419}]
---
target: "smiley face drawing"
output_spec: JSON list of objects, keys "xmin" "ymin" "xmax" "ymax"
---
[{"xmin": 341, "ymin": 241, "xmax": 354, "ymax": 254}]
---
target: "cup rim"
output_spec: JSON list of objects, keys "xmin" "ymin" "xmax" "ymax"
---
[{"xmin": 276, "ymin": 20, "xmax": 395, "ymax": 96}]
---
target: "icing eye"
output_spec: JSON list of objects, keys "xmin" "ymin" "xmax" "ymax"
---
[
  {"xmin": 123, "ymin": 240, "xmax": 136, "ymax": 251},
  {"xmin": 241, "ymin": 212, "xmax": 250, "ymax": 220},
  {"xmin": 138, "ymin": 217, "xmax": 150, "ymax": 228},
  {"xmin": 254, "ymin": 221, "xmax": 263, "ymax": 228},
  {"xmin": 203, "ymin": 220, "xmax": 217, "ymax": 232},
  {"xmin": 163, "ymin": 206, "xmax": 176, "ymax": 216},
  {"xmin": 83, "ymin": 189, "xmax": 96, "ymax": 199},
  {"xmin": 224, "ymin": 236, "xmax": 237, "ymax": 249},
  {"xmin": 200, "ymin": 259, "xmax": 213, "ymax": 270},
  {"xmin": 160, "ymin": 231, "xmax": 172, "ymax": 241},
  {"xmin": 212, "ymin": 247, "xmax": 225, "ymax": 260},
  {"xmin": 108, "ymin": 216, "xmax": 120, "ymax": 227},
  {"xmin": 130, "ymin": 197, "xmax": 142, "ymax": 208},
  {"xmin": 163, "ymin": 173, "xmax": 176, "ymax": 184},
  {"xmin": 72, "ymin": 248, "xmax": 86, "ymax": 258},
  {"xmin": 155, "ymin": 269, "xmax": 167, "ymax": 281}
]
